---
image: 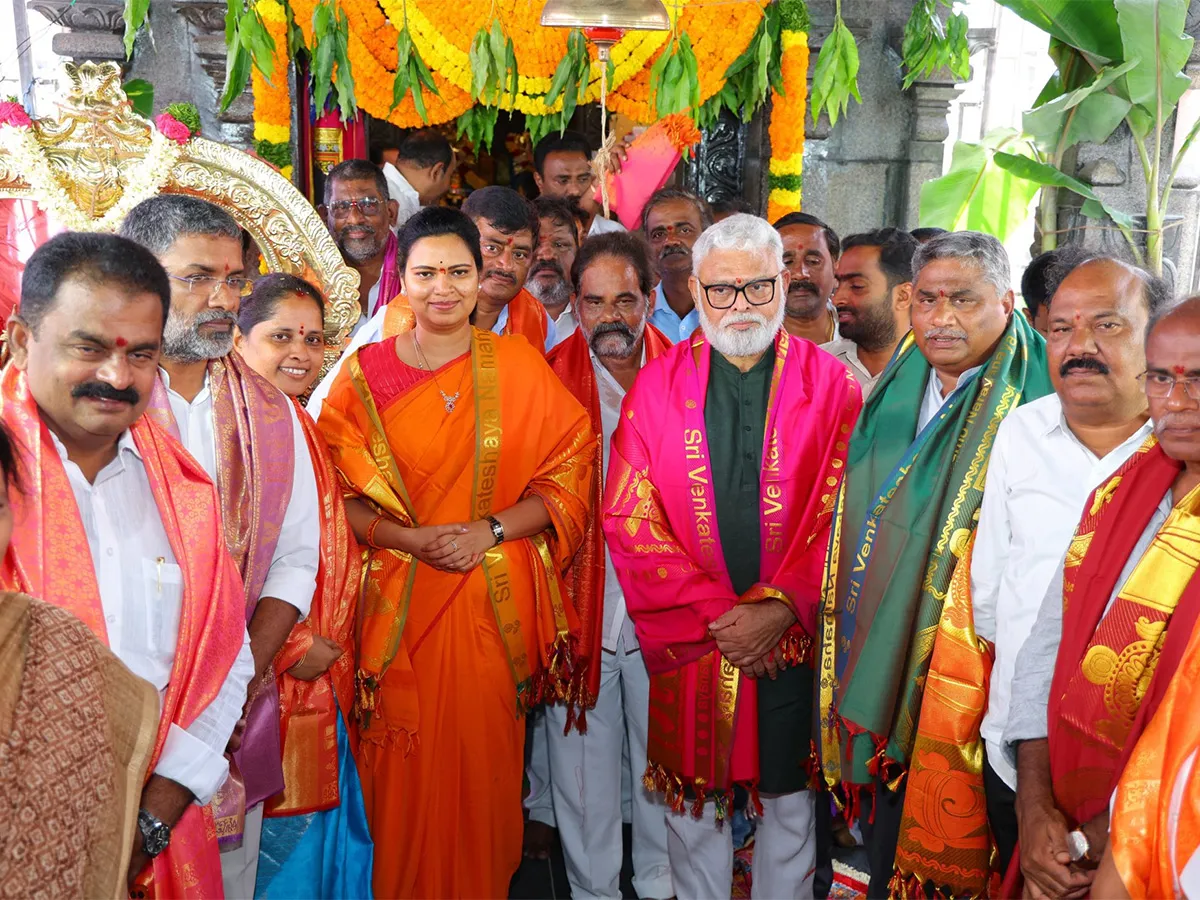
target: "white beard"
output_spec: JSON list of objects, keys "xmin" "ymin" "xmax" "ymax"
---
[{"xmin": 699, "ymin": 302, "xmax": 785, "ymax": 359}]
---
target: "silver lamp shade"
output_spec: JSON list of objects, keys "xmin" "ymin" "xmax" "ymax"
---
[{"xmin": 539, "ymin": 0, "xmax": 670, "ymax": 31}]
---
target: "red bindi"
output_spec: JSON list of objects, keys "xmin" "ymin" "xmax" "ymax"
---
[
  {"xmin": 115, "ymin": 337, "xmax": 127, "ymax": 348},
  {"xmin": 1175, "ymin": 365, "xmax": 1186, "ymax": 376},
  {"xmin": 297, "ymin": 325, "xmax": 305, "ymax": 336}
]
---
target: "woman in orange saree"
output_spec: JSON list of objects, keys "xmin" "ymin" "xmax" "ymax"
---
[{"xmin": 317, "ymin": 207, "xmax": 596, "ymax": 899}]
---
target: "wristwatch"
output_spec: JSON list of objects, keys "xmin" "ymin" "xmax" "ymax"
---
[
  {"xmin": 1066, "ymin": 828, "xmax": 1090, "ymax": 863},
  {"xmin": 486, "ymin": 515, "xmax": 505, "ymax": 546},
  {"xmin": 138, "ymin": 809, "xmax": 171, "ymax": 859}
]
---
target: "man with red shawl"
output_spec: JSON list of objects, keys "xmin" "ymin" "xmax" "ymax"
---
[
  {"xmin": 544, "ymin": 231, "xmax": 674, "ymax": 899},
  {"xmin": 0, "ymin": 231, "xmax": 251, "ymax": 897},
  {"xmin": 1005, "ymin": 296, "xmax": 1200, "ymax": 898},
  {"xmin": 603, "ymin": 214, "xmax": 862, "ymax": 898},
  {"xmin": 121, "ymin": 195, "xmax": 322, "ymax": 898}
]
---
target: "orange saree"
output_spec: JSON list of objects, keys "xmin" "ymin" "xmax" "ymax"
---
[{"xmin": 318, "ymin": 329, "xmax": 595, "ymax": 898}]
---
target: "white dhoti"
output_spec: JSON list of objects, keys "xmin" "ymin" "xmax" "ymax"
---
[
  {"xmin": 525, "ymin": 709, "xmax": 557, "ymax": 827},
  {"xmin": 219, "ymin": 801, "xmax": 265, "ymax": 899},
  {"xmin": 666, "ymin": 790, "xmax": 816, "ymax": 900},
  {"xmin": 545, "ymin": 639, "xmax": 673, "ymax": 900}
]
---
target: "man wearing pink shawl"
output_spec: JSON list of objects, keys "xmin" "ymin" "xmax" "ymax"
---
[
  {"xmin": 603, "ymin": 214, "xmax": 862, "ymax": 900},
  {"xmin": 320, "ymin": 159, "xmax": 402, "ymax": 329},
  {"xmin": 121, "ymin": 196, "xmax": 321, "ymax": 899}
]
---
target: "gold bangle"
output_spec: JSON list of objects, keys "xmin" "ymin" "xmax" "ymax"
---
[{"xmin": 365, "ymin": 515, "xmax": 385, "ymax": 550}]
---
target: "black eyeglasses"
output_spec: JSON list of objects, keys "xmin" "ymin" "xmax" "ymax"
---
[
  {"xmin": 699, "ymin": 276, "xmax": 778, "ymax": 310},
  {"xmin": 329, "ymin": 197, "xmax": 382, "ymax": 218}
]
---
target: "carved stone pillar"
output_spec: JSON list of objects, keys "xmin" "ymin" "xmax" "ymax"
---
[
  {"xmin": 27, "ymin": 0, "xmax": 127, "ymax": 66},
  {"xmin": 903, "ymin": 75, "xmax": 961, "ymax": 228},
  {"xmin": 684, "ymin": 107, "xmax": 769, "ymax": 212},
  {"xmin": 173, "ymin": 0, "xmax": 254, "ymax": 124}
]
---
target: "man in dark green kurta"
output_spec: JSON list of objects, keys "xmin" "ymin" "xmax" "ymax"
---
[{"xmin": 604, "ymin": 213, "xmax": 862, "ymax": 900}]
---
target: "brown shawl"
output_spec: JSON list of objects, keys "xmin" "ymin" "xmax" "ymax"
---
[{"xmin": 0, "ymin": 592, "xmax": 159, "ymax": 899}]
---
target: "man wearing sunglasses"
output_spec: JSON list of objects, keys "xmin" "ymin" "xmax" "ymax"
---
[
  {"xmin": 320, "ymin": 159, "xmax": 401, "ymax": 328},
  {"xmin": 603, "ymin": 214, "xmax": 862, "ymax": 899},
  {"xmin": 121, "ymin": 195, "xmax": 320, "ymax": 900}
]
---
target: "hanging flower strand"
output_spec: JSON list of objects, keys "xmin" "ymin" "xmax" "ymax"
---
[{"xmin": 390, "ymin": 0, "xmax": 440, "ymax": 122}]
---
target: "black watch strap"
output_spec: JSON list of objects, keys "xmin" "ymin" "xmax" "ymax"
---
[{"xmin": 486, "ymin": 515, "xmax": 505, "ymax": 545}]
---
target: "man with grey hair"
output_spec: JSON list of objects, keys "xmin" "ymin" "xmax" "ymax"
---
[
  {"xmin": 604, "ymin": 214, "xmax": 863, "ymax": 899},
  {"xmin": 120, "ymin": 194, "xmax": 321, "ymax": 900},
  {"xmin": 818, "ymin": 230, "xmax": 1052, "ymax": 897}
]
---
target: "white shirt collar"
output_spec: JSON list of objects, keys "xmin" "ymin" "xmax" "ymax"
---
[{"xmin": 49, "ymin": 426, "xmax": 142, "ymax": 467}]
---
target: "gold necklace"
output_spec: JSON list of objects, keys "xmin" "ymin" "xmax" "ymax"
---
[{"xmin": 412, "ymin": 332, "xmax": 466, "ymax": 413}]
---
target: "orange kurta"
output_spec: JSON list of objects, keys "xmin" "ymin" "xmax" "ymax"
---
[{"xmin": 318, "ymin": 329, "xmax": 595, "ymax": 898}]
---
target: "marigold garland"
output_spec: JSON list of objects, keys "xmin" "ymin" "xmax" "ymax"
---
[
  {"xmin": 251, "ymin": 0, "xmax": 292, "ymax": 160},
  {"xmin": 766, "ymin": 20, "xmax": 809, "ymax": 222}
]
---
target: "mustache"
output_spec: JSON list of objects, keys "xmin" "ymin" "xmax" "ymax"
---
[
  {"xmin": 660, "ymin": 244, "xmax": 689, "ymax": 259},
  {"xmin": 196, "ymin": 309, "xmax": 237, "ymax": 327},
  {"xmin": 1060, "ymin": 356, "xmax": 1110, "ymax": 377},
  {"xmin": 529, "ymin": 259, "xmax": 564, "ymax": 278},
  {"xmin": 925, "ymin": 326, "xmax": 968, "ymax": 341},
  {"xmin": 72, "ymin": 381, "xmax": 140, "ymax": 405},
  {"xmin": 719, "ymin": 312, "xmax": 769, "ymax": 330},
  {"xmin": 1156, "ymin": 411, "xmax": 1200, "ymax": 434},
  {"xmin": 789, "ymin": 280, "xmax": 819, "ymax": 295},
  {"xmin": 592, "ymin": 321, "xmax": 635, "ymax": 340},
  {"xmin": 483, "ymin": 268, "xmax": 516, "ymax": 283}
]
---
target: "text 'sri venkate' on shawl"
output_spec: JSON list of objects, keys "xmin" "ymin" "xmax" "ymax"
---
[
  {"xmin": 146, "ymin": 351, "xmax": 295, "ymax": 844},
  {"xmin": 264, "ymin": 398, "xmax": 363, "ymax": 818},
  {"xmin": 545, "ymin": 322, "xmax": 673, "ymax": 726},
  {"xmin": 1001, "ymin": 436, "xmax": 1200, "ymax": 896},
  {"xmin": 817, "ymin": 314, "xmax": 1050, "ymax": 853},
  {"xmin": 319, "ymin": 327, "xmax": 596, "ymax": 744},
  {"xmin": 0, "ymin": 364, "xmax": 247, "ymax": 899},
  {"xmin": 602, "ymin": 331, "xmax": 863, "ymax": 815},
  {"xmin": 381, "ymin": 287, "xmax": 551, "ymax": 354},
  {"xmin": 0, "ymin": 592, "xmax": 159, "ymax": 900}
]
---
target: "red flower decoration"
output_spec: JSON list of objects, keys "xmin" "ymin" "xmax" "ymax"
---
[
  {"xmin": 155, "ymin": 112, "xmax": 192, "ymax": 145},
  {"xmin": 0, "ymin": 101, "xmax": 32, "ymax": 128}
]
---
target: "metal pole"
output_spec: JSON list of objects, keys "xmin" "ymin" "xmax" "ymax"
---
[{"xmin": 11, "ymin": 0, "xmax": 34, "ymax": 110}]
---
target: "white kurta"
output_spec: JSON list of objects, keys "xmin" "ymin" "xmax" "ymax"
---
[{"xmin": 53, "ymin": 430, "xmax": 254, "ymax": 806}]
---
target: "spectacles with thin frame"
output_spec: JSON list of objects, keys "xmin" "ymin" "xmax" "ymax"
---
[
  {"xmin": 699, "ymin": 276, "xmax": 779, "ymax": 310},
  {"xmin": 168, "ymin": 273, "xmax": 254, "ymax": 299},
  {"xmin": 1140, "ymin": 370, "xmax": 1200, "ymax": 402},
  {"xmin": 329, "ymin": 197, "xmax": 383, "ymax": 218}
]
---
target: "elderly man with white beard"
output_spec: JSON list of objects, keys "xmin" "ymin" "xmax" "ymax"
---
[{"xmin": 603, "ymin": 215, "xmax": 863, "ymax": 899}]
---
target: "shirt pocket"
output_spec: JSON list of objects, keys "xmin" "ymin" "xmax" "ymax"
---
[{"xmin": 142, "ymin": 557, "xmax": 184, "ymax": 653}]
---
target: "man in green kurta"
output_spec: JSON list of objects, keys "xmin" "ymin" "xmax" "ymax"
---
[
  {"xmin": 818, "ymin": 231, "xmax": 1051, "ymax": 897},
  {"xmin": 604, "ymin": 213, "xmax": 862, "ymax": 899}
]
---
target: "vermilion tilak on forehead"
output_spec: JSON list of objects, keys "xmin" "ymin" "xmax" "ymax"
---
[
  {"xmin": 297, "ymin": 325, "xmax": 305, "ymax": 336},
  {"xmin": 115, "ymin": 337, "xmax": 127, "ymax": 348},
  {"xmin": 1176, "ymin": 365, "xmax": 1187, "ymax": 376}
]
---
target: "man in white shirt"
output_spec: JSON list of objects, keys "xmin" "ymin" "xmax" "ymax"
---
[
  {"xmin": 971, "ymin": 255, "xmax": 1163, "ymax": 874},
  {"xmin": 2, "ymin": 231, "xmax": 253, "ymax": 892},
  {"xmin": 121, "ymin": 196, "xmax": 321, "ymax": 899},
  {"xmin": 643, "ymin": 188, "xmax": 712, "ymax": 344},
  {"xmin": 543, "ymin": 230, "xmax": 674, "ymax": 900},
  {"xmin": 374, "ymin": 128, "xmax": 455, "ymax": 233},
  {"xmin": 529, "ymin": 195, "xmax": 581, "ymax": 348},
  {"xmin": 321, "ymin": 159, "xmax": 401, "ymax": 327},
  {"xmin": 822, "ymin": 227, "xmax": 917, "ymax": 398},
  {"xmin": 533, "ymin": 130, "xmax": 626, "ymax": 237}
]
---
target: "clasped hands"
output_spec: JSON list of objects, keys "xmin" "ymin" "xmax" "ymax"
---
[
  {"xmin": 708, "ymin": 599, "xmax": 796, "ymax": 680},
  {"xmin": 401, "ymin": 520, "xmax": 497, "ymax": 574}
]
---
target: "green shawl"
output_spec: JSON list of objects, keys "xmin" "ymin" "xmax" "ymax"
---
[{"xmin": 818, "ymin": 314, "xmax": 1050, "ymax": 788}]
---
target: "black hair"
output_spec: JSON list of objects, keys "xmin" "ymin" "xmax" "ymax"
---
[
  {"xmin": 1033, "ymin": 247, "xmax": 1101, "ymax": 313},
  {"xmin": 711, "ymin": 197, "xmax": 756, "ymax": 217},
  {"xmin": 396, "ymin": 206, "xmax": 484, "ymax": 273},
  {"xmin": 533, "ymin": 130, "xmax": 592, "ymax": 175},
  {"xmin": 910, "ymin": 226, "xmax": 949, "ymax": 243},
  {"xmin": 323, "ymin": 158, "xmax": 390, "ymax": 207},
  {"xmin": 532, "ymin": 196, "xmax": 581, "ymax": 247},
  {"xmin": 19, "ymin": 231, "xmax": 171, "ymax": 336},
  {"xmin": 641, "ymin": 188, "xmax": 714, "ymax": 235},
  {"xmin": 571, "ymin": 231, "xmax": 656, "ymax": 298},
  {"xmin": 0, "ymin": 421, "xmax": 21, "ymax": 496},
  {"xmin": 462, "ymin": 185, "xmax": 540, "ymax": 246},
  {"xmin": 237, "ymin": 273, "xmax": 325, "ymax": 336},
  {"xmin": 120, "ymin": 194, "xmax": 242, "ymax": 257},
  {"xmin": 772, "ymin": 211, "xmax": 841, "ymax": 259},
  {"xmin": 841, "ymin": 228, "xmax": 920, "ymax": 289},
  {"xmin": 1047, "ymin": 251, "xmax": 1174, "ymax": 320},
  {"xmin": 397, "ymin": 128, "xmax": 453, "ymax": 170}
]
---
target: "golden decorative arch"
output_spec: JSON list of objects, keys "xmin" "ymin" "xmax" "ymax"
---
[{"xmin": 0, "ymin": 61, "xmax": 360, "ymax": 356}]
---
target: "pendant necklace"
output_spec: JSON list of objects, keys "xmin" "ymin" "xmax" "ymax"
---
[{"xmin": 413, "ymin": 332, "xmax": 465, "ymax": 413}]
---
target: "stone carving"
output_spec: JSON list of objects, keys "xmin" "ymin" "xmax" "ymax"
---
[
  {"xmin": 174, "ymin": 0, "xmax": 254, "ymax": 124},
  {"xmin": 0, "ymin": 62, "xmax": 360, "ymax": 363},
  {"xmin": 28, "ymin": 0, "xmax": 127, "ymax": 62}
]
